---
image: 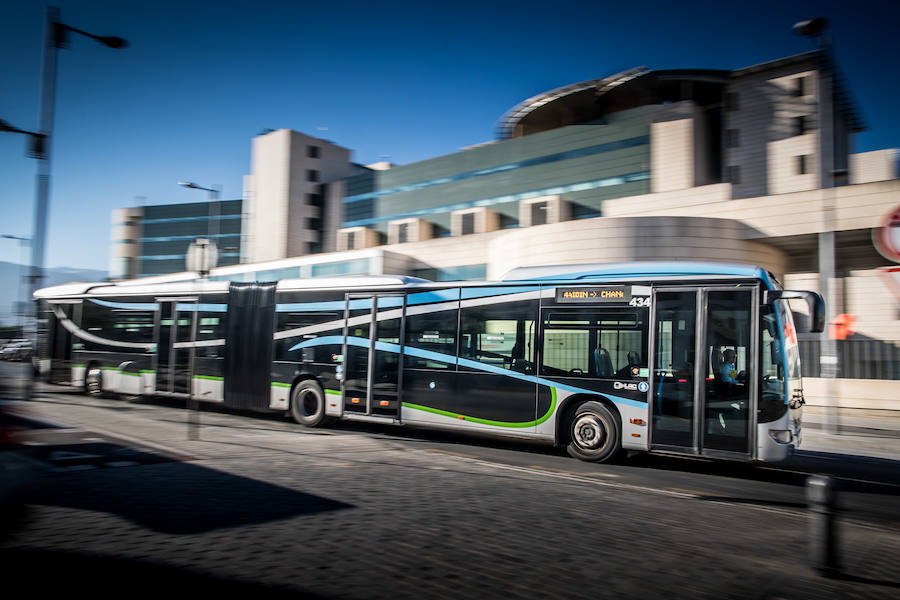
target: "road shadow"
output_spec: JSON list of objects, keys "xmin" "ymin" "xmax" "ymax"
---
[
  {"xmin": 622, "ymin": 450, "xmax": 900, "ymax": 496},
  {"xmin": 28, "ymin": 456, "xmax": 352, "ymax": 535},
  {"xmin": 0, "ymin": 547, "xmax": 326, "ymax": 599}
]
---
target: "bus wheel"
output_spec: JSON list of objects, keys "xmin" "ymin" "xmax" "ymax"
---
[
  {"xmin": 85, "ymin": 366, "xmax": 103, "ymax": 397},
  {"xmin": 290, "ymin": 380, "xmax": 327, "ymax": 427},
  {"xmin": 565, "ymin": 401, "xmax": 621, "ymax": 463}
]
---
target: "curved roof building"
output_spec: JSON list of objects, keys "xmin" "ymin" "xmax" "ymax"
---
[{"xmin": 497, "ymin": 50, "xmax": 863, "ymax": 140}]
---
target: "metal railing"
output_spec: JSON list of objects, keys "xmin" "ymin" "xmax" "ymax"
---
[{"xmin": 799, "ymin": 339, "xmax": 900, "ymax": 380}]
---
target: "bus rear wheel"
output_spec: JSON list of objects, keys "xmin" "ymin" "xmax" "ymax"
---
[
  {"xmin": 565, "ymin": 401, "xmax": 622, "ymax": 463},
  {"xmin": 290, "ymin": 380, "xmax": 329, "ymax": 427}
]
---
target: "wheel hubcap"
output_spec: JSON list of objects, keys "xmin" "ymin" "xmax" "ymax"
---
[
  {"xmin": 573, "ymin": 414, "xmax": 606, "ymax": 450},
  {"xmin": 87, "ymin": 370, "xmax": 101, "ymax": 395}
]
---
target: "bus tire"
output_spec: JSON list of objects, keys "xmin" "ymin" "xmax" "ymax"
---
[
  {"xmin": 565, "ymin": 400, "xmax": 622, "ymax": 463},
  {"xmin": 85, "ymin": 365, "xmax": 103, "ymax": 397},
  {"xmin": 290, "ymin": 380, "xmax": 328, "ymax": 427}
]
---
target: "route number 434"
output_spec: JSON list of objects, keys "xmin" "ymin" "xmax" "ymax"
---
[{"xmin": 629, "ymin": 296, "xmax": 651, "ymax": 307}]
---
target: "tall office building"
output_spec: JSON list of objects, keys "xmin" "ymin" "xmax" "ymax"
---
[
  {"xmin": 109, "ymin": 199, "xmax": 243, "ymax": 279},
  {"xmin": 242, "ymin": 129, "xmax": 364, "ymax": 263}
]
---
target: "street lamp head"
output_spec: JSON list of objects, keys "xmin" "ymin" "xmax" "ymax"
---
[
  {"xmin": 0, "ymin": 119, "xmax": 13, "ymax": 132},
  {"xmin": 178, "ymin": 181, "xmax": 198, "ymax": 189},
  {"xmin": 793, "ymin": 18, "xmax": 829, "ymax": 38},
  {"xmin": 98, "ymin": 35, "xmax": 128, "ymax": 49}
]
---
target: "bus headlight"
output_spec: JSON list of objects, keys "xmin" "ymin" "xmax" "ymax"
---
[{"xmin": 768, "ymin": 429, "xmax": 793, "ymax": 444}]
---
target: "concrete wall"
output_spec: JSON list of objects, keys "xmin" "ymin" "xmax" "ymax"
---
[
  {"xmin": 851, "ymin": 149, "xmax": 899, "ymax": 184},
  {"xmin": 482, "ymin": 215, "xmax": 786, "ymax": 280},
  {"xmin": 109, "ymin": 207, "xmax": 142, "ymax": 279},
  {"xmin": 246, "ymin": 129, "xmax": 352, "ymax": 263},
  {"xmin": 803, "ymin": 378, "xmax": 900, "ymax": 411},
  {"xmin": 247, "ymin": 130, "xmax": 291, "ymax": 263},
  {"xmin": 604, "ymin": 179, "xmax": 900, "ymax": 239},
  {"xmin": 651, "ymin": 118, "xmax": 693, "ymax": 193},
  {"xmin": 726, "ymin": 63, "xmax": 820, "ymax": 199}
]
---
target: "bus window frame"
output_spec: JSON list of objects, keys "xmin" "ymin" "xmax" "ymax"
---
[{"xmin": 538, "ymin": 307, "xmax": 648, "ymax": 379}]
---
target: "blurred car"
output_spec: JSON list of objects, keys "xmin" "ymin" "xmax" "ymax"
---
[{"xmin": 0, "ymin": 341, "xmax": 31, "ymax": 362}]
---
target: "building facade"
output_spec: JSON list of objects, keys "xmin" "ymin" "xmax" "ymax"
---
[{"xmin": 109, "ymin": 199, "xmax": 243, "ymax": 279}]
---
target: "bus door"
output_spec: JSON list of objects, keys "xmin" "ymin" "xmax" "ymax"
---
[
  {"xmin": 155, "ymin": 298, "xmax": 198, "ymax": 396},
  {"xmin": 649, "ymin": 286, "xmax": 757, "ymax": 458},
  {"xmin": 46, "ymin": 301, "xmax": 74, "ymax": 383},
  {"xmin": 342, "ymin": 293, "xmax": 405, "ymax": 419}
]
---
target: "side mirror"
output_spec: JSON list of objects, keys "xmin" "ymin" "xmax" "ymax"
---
[{"xmin": 764, "ymin": 290, "xmax": 825, "ymax": 333}]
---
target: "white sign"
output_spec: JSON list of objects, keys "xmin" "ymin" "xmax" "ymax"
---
[{"xmin": 186, "ymin": 238, "xmax": 218, "ymax": 276}]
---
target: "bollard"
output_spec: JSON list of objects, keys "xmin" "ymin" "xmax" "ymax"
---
[
  {"xmin": 806, "ymin": 474, "xmax": 840, "ymax": 577},
  {"xmin": 187, "ymin": 397, "xmax": 200, "ymax": 441}
]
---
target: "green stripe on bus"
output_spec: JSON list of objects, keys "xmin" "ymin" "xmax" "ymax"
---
[
  {"xmin": 140, "ymin": 370, "xmax": 155, "ymax": 374},
  {"xmin": 402, "ymin": 387, "xmax": 557, "ymax": 428},
  {"xmin": 325, "ymin": 389, "xmax": 341, "ymax": 396},
  {"xmin": 193, "ymin": 375, "xmax": 223, "ymax": 381},
  {"xmin": 72, "ymin": 363, "xmax": 86, "ymax": 368},
  {"xmin": 272, "ymin": 382, "xmax": 291, "ymax": 388},
  {"xmin": 101, "ymin": 366, "xmax": 120, "ymax": 371}
]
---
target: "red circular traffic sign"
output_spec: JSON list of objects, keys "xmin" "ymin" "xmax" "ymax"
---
[{"xmin": 874, "ymin": 205, "xmax": 900, "ymax": 263}]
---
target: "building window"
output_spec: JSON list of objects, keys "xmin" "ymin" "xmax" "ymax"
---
[
  {"xmin": 345, "ymin": 231, "xmax": 356, "ymax": 250},
  {"xmin": 531, "ymin": 202, "xmax": 548, "ymax": 226},
  {"xmin": 397, "ymin": 222, "xmax": 409, "ymax": 244},
  {"xmin": 725, "ymin": 92, "xmax": 738, "ymax": 111},
  {"xmin": 306, "ymin": 169, "xmax": 319, "ymax": 182},
  {"xmin": 461, "ymin": 213, "xmax": 475, "ymax": 235},
  {"xmin": 794, "ymin": 76, "xmax": 808, "ymax": 97},
  {"xmin": 725, "ymin": 129, "xmax": 740, "ymax": 149},
  {"xmin": 726, "ymin": 165, "xmax": 741, "ymax": 185},
  {"xmin": 307, "ymin": 145, "xmax": 320, "ymax": 158},
  {"xmin": 794, "ymin": 116, "xmax": 808, "ymax": 136},
  {"xmin": 797, "ymin": 155, "xmax": 811, "ymax": 175}
]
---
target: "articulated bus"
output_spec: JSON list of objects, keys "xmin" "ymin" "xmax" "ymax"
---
[{"xmin": 35, "ymin": 262, "xmax": 824, "ymax": 463}]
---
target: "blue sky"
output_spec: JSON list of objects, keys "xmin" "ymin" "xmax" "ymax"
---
[{"xmin": 1, "ymin": 0, "xmax": 898, "ymax": 271}]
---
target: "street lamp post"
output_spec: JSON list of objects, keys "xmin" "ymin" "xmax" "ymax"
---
[
  {"xmin": 21, "ymin": 6, "xmax": 127, "ymax": 400},
  {"xmin": 794, "ymin": 18, "xmax": 840, "ymax": 434},
  {"xmin": 178, "ymin": 181, "xmax": 222, "ymax": 276},
  {"xmin": 176, "ymin": 181, "xmax": 221, "ymax": 441}
]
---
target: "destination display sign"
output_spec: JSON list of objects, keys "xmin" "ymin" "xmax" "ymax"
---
[{"xmin": 555, "ymin": 286, "xmax": 632, "ymax": 304}]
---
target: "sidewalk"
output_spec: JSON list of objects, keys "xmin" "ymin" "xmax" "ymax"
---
[{"xmin": 801, "ymin": 406, "xmax": 900, "ymax": 460}]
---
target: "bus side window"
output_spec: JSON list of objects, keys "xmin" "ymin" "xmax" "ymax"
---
[
  {"xmin": 459, "ymin": 300, "xmax": 537, "ymax": 374},
  {"xmin": 404, "ymin": 307, "xmax": 458, "ymax": 370},
  {"xmin": 541, "ymin": 310, "xmax": 646, "ymax": 379}
]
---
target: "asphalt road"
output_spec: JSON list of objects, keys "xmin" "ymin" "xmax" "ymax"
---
[{"xmin": 2, "ymin": 379, "xmax": 900, "ymax": 599}]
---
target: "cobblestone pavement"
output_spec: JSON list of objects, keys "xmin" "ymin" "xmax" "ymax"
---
[{"xmin": 3, "ymin": 390, "xmax": 900, "ymax": 599}]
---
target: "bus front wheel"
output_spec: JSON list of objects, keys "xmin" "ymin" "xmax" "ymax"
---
[
  {"xmin": 565, "ymin": 401, "xmax": 622, "ymax": 463},
  {"xmin": 290, "ymin": 380, "xmax": 328, "ymax": 427}
]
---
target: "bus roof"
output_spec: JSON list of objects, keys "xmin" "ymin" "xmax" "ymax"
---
[
  {"xmin": 35, "ymin": 262, "xmax": 776, "ymax": 299},
  {"xmin": 34, "ymin": 274, "xmax": 430, "ymax": 299},
  {"xmin": 501, "ymin": 261, "xmax": 774, "ymax": 286}
]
